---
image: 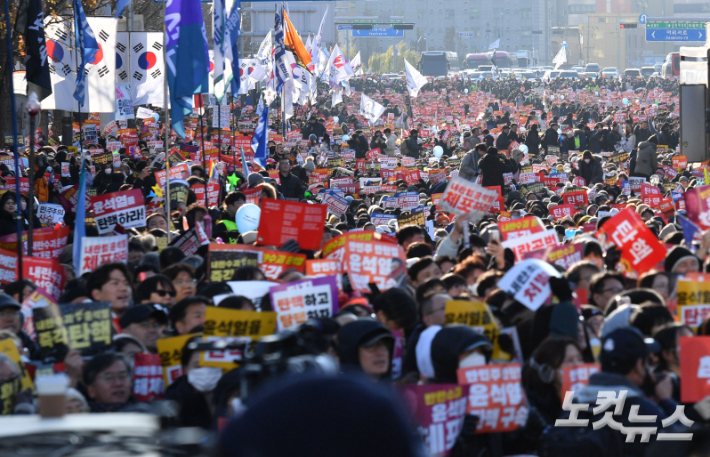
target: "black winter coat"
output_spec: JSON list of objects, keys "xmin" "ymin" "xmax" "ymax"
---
[
  {"xmin": 278, "ymin": 172, "xmax": 305, "ymax": 200},
  {"xmin": 478, "ymin": 152, "xmax": 515, "ymax": 188}
]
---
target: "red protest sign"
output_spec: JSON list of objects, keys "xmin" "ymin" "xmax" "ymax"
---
[
  {"xmin": 0, "ymin": 226, "xmax": 70, "ymax": 260},
  {"xmin": 91, "ymin": 189, "xmax": 146, "ymax": 234},
  {"xmin": 456, "ymin": 363, "xmax": 527, "ymax": 433},
  {"xmin": 133, "ymin": 353, "xmax": 165, "ymax": 402},
  {"xmin": 680, "ymin": 336, "xmax": 710, "ymax": 403},
  {"xmin": 341, "ymin": 239, "xmax": 406, "ymax": 293},
  {"xmin": 191, "ymin": 182, "xmax": 220, "ymax": 207},
  {"xmin": 404, "ymin": 170, "xmax": 421, "ymax": 186},
  {"xmin": 550, "ymin": 203, "xmax": 577, "ymax": 220},
  {"xmin": 0, "ymin": 248, "xmax": 16, "ymax": 284},
  {"xmin": 522, "ymin": 243, "xmax": 584, "ymax": 269},
  {"xmin": 560, "ymin": 364, "xmax": 600, "ymax": 402},
  {"xmin": 673, "ymin": 155, "xmax": 688, "ymax": 169},
  {"xmin": 597, "ymin": 208, "xmax": 667, "ymax": 274},
  {"xmin": 58, "ymin": 184, "xmax": 93, "ymax": 215},
  {"xmin": 684, "ymin": 185, "xmax": 710, "ymax": 229},
  {"xmin": 399, "ymin": 384, "xmax": 469, "ymax": 456},
  {"xmin": 562, "ymin": 190, "xmax": 588, "ymax": 207},
  {"xmin": 257, "ymin": 199, "xmax": 327, "ymax": 251},
  {"xmin": 154, "ymin": 163, "xmax": 190, "ymax": 186},
  {"xmin": 366, "ymin": 148, "xmax": 381, "ymax": 160},
  {"xmin": 22, "ymin": 256, "xmax": 66, "ymax": 301},
  {"xmin": 1, "ymin": 177, "xmax": 30, "ymax": 195},
  {"xmin": 498, "ymin": 216, "xmax": 545, "ymax": 241}
]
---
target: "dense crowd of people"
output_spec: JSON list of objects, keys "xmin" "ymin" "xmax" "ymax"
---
[{"xmin": 2, "ymin": 70, "xmax": 710, "ymax": 457}]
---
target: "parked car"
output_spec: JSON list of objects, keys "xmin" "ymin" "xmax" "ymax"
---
[
  {"xmin": 584, "ymin": 63, "xmax": 601, "ymax": 73},
  {"xmin": 622, "ymin": 68, "xmax": 641, "ymax": 79},
  {"xmin": 601, "ymin": 67, "xmax": 619, "ymax": 78},
  {"xmin": 640, "ymin": 67, "xmax": 655, "ymax": 79}
]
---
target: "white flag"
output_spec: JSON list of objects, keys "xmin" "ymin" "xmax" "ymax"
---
[
  {"xmin": 350, "ymin": 51, "xmax": 363, "ymax": 75},
  {"xmin": 553, "ymin": 43, "xmax": 567, "ymax": 70},
  {"xmin": 332, "ymin": 89, "xmax": 342, "ymax": 108},
  {"xmin": 404, "ymin": 58, "xmax": 428, "ymax": 97},
  {"xmin": 84, "ymin": 18, "xmax": 118, "ymax": 113},
  {"xmin": 360, "ymin": 93, "xmax": 385, "ymax": 124},
  {"xmin": 115, "ymin": 32, "xmax": 130, "ymax": 83},
  {"xmin": 41, "ymin": 17, "xmax": 76, "ymax": 111},
  {"xmin": 237, "ymin": 59, "xmax": 260, "ymax": 94},
  {"xmin": 130, "ymin": 32, "xmax": 165, "ymax": 106},
  {"xmin": 212, "ymin": 0, "xmax": 228, "ymax": 101},
  {"xmin": 312, "ymin": 5, "xmax": 328, "ymax": 65},
  {"xmin": 488, "ymin": 39, "xmax": 500, "ymax": 50},
  {"xmin": 327, "ymin": 44, "xmax": 354, "ymax": 88}
]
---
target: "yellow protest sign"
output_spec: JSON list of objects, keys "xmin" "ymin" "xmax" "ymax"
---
[
  {"xmin": 0, "ymin": 339, "xmax": 33, "ymax": 391},
  {"xmin": 677, "ymin": 278, "xmax": 710, "ymax": 330},
  {"xmin": 200, "ymin": 307, "xmax": 277, "ymax": 370},
  {"xmin": 444, "ymin": 300, "xmax": 508, "ymax": 361},
  {"xmin": 156, "ymin": 333, "xmax": 200, "ymax": 386}
]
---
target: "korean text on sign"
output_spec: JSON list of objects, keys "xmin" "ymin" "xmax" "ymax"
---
[
  {"xmin": 439, "ymin": 177, "xmax": 498, "ymax": 219},
  {"xmin": 91, "ymin": 189, "xmax": 146, "ymax": 234},
  {"xmin": 399, "ymin": 384, "xmax": 470, "ymax": 456},
  {"xmin": 502, "ymin": 228, "xmax": 559, "ymax": 262},
  {"xmin": 270, "ymin": 276, "xmax": 339, "ymax": 331},
  {"xmin": 597, "ymin": 208, "xmax": 666, "ymax": 274},
  {"xmin": 257, "ymin": 198, "xmax": 327, "ymax": 251},
  {"xmin": 79, "ymin": 235, "xmax": 128, "ymax": 277},
  {"xmin": 677, "ymin": 278, "xmax": 710, "ymax": 330},
  {"xmin": 456, "ymin": 363, "xmax": 528, "ymax": 433},
  {"xmin": 341, "ymin": 239, "xmax": 405, "ymax": 293}
]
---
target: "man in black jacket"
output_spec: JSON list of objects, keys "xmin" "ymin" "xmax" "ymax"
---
[
  {"xmin": 277, "ymin": 158, "xmax": 305, "ymax": 200},
  {"xmin": 495, "ymin": 126, "xmax": 512, "ymax": 151},
  {"xmin": 633, "ymin": 120, "xmax": 651, "ymax": 146},
  {"xmin": 542, "ymin": 122, "xmax": 560, "ymax": 153},
  {"xmin": 478, "ymin": 147, "xmax": 516, "ymax": 187},
  {"xmin": 405, "ymin": 130, "xmax": 422, "ymax": 159},
  {"xmin": 589, "ymin": 124, "xmax": 605, "ymax": 153}
]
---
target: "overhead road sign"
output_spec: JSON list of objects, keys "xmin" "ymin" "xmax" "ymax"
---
[
  {"xmin": 639, "ymin": 14, "xmax": 648, "ymax": 24},
  {"xmin": 646, "ymin": 27, "xmax": 706, "ymax": 42},
  {"xmin": 352, "ymin": 27, "xmax": 404, "ymax": 37}
]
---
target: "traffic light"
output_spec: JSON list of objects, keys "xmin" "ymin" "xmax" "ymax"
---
[{"xmin": 620, "ymin": 23, "xmax": 638, "ymax": 29}]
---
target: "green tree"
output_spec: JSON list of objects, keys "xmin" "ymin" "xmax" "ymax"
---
[{"xmin": 366, "ymin": 41, "xmax": 420, "ymax": 73}]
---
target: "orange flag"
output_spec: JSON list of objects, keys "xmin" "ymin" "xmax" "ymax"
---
[{"xmin": 283, "ymin": 10, "xmax": 313, "ymax": 71}]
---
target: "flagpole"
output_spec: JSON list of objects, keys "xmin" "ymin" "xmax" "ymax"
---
[
  {"xmin": 4, "ymin": 0, "xmax": 23, "ymax": 280},
  {"xmin": 199, "ymin": 102, "xmax": 208, "ymax": 208},
  {"xmin": 162, "ymin": 0, "xmax": 171, "ymax": 243}
]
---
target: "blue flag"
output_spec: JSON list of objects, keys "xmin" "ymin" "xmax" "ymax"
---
[
  {"xmin": 114, "ymin": 0, "xmax": 131, "ymax": 18},
  {"xmin": 165, "ymin": 0, "xmax": 210, "ymax": 138},
  {"xmin": 72, "ymin": 0, "xmax": 99, "ymax": 105},
  {"xmin": 251, "ymin": 106, "xmax": 269, "ymax": 168},
  {"xmin": 273, "ymin": 9, "xmax": 289, "ymax": 93},
  {"xmin": 72, "ymin": 152, "xmax": 88, "ymax": 274},
  {"xmin": 226, "ymin": 0, "xmax": 241, "ymax": 96},
  {"xmin": 678, "ymin": 214, "xmax": 701, "ymax": 253}
]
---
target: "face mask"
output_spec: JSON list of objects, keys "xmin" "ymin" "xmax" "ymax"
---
[
  {"xmin": 584, "ymin": 159, "xmax": 591, "ymax": 164},
  {"xmin": 105, "ymin": 169, "xmax": 112, "ymax": 175},
  {"xmin": 187, "ymin": 367, "xmax": 222, "ymax": 393},
  {"xmin": 230, "ymin": 397, "xmax": 246, "ymax": 417},
  {"xmin": 459, "ymin": 352, "xmax": 486, "ymax": 369}
]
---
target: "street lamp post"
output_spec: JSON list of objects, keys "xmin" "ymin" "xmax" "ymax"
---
[{"xmin": 26, "ymin": 93, "xmax": 40, "ymax": 256}]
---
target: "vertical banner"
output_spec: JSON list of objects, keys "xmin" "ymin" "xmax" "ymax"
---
[{"xmin": 130, "ymin": 32, "xmax": 165, "ymax": 106}]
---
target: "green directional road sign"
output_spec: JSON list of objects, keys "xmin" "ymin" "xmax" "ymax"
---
[{"xmin": 646, "ymin": 21, "xmax": 706, "ymax": 29}]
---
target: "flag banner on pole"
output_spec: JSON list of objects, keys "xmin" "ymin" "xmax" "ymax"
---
[
  {"xmin": 225, "ymin": 0, "xmax": 240, "ymax": 96},
  {"xmin": 130, "ymin": 32, "xmax": 165, "ymax": 106},
  {"xmin": 312, "ymin": 5, "xmax": 328, "ymax": 66},
  {"xmin": 251, "ymin": 106, "xmax": 269, "ymax": 168},
  {"xmin": 488, "ymin": 39, "xmax": 499, "ymax": 50},
  {"xmin": 360, "ymin": 93, "xmax": 385, "ymax": 124},
  {"xmin": 41, "ymin": 17, "xmax": 75, "ymax": 111},
  {"xmin": 327, "ymin": 44, "xmax": 353, "ymax": 89},
  {"xmin": 72, "ymin": 0, "xmax": 100, "ymax": 106},
  {"xmin": 283, "ymin": 9, "xmax": 313, "ymax": 71},
  {"xmin": 83, "ymin": 17, "xmax": 117, "ymax": 113},
  {"xmin": 15, "ymin": 0, "xmax": 52, "ymax": 100},
  {"xmin": 115, "ymin": 31, "xmax": 130, "ymax": 83},
  {"xmin": 165, "ymin": 0, "xmax": 210, "ymax": 138},
  {"xmin": 212, "ymin": 0, "xmax": 228, "ymax": 101},
  {"xmin": 404, "ymin": 58, "xmax": 428, "ymax": 98},
  {"xmin": 273, "ymin": 8, "xmax": 290, "ymax": 92}
]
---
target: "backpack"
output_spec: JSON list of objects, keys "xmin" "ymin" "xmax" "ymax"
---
[
  {"xmin": 538, "ymin": 411, "xmax": 623, "ymax": 457},
  {"xmin": 399, "ymin": 137, "xmax": 409, "ymax": 156}
]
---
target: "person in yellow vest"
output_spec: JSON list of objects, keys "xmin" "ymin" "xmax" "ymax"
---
[{"xmin": 214, "ymin": 191, "xmax": 246, "ymax": 244}]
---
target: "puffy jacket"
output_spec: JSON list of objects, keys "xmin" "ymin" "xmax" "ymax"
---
[
  {"xmin": 278, "ymin": 172, "xmax": 305, "ymax": 200},
  {"xmin": 405, "ymin": 137, "xmax": 421, "ymax": 158},
  {"xmin": 525, "ymin": 131, "xmax": 541, "ymax": 155},
  {"xmin": 589, "ymin": 130, "xmax": 605, "ymax": 153},
  {"xmin": 478, "ymin": 151, "xmax": 516, "ymax": 188},
  {"xmin": 495, "ymin": 132, "xmax": 511, "ymax": 151},
  {"xmin": 458, "ymin": 150, "xmax": 480, "ymax": 181},
  {"xmin": 634, "ymin": 141, "xmax": 657, "ymax": 177},
  {"xmin": 578, "ymin": 157, "xmax": 604, "ymax": 185}
]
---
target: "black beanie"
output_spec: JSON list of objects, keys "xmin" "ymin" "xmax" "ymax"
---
[{"xmin": 664, "ymin": 246, "xmax": 699, "ymax": 273}]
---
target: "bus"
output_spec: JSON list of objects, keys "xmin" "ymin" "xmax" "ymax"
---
[
  {"xmin": 463, "ymin": 53, "xmax": 493, "ymax": 70},
  {"xmin": 418, "ymin": 51, "xmax": 460, "ymax": 76},
  {"xmin": 486, "ymin": 51, "xmax": 518, "ymax": 68},
  {"xmin": 661, "ymin": 52, "xmax": 680, "ymax": 78}
]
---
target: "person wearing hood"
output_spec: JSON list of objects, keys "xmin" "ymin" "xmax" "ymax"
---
[
  {"xmin": 429, "ymin": 325, "xmax": 492, "ymax": 384},
  {"xmin": 569, "ymin": 328, "xmax": 679, "ymax": 457},
  {"xmin": 664, "ymin": 246, "xmax": 700, "ymax": 275},
  {"xmin": 336, "ymin": 319, "xmax": 394, "ymax": 381},
  {"xmin": 578, "ymin": 150, "xmax": 603, "ymax": 185},
  {"xmin": 0, "ymin": 192, "xmax": 21, "ymax": 237},
  {"xmin": 633, "ymin": 135, "xmax": 658, "ymax": 179},
  {"xmin": 165, "ymin": 335, "xmax": 222, "ymax": 429}
]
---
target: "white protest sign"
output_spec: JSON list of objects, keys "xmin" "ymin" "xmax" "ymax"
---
[
  {"xmin": 502, "ymin": 228, "xmax": 559, "ymax": 261},
  {"xmin": 269, "ymin": 276, "xmax": 339, "ymax": 331},
  {"xmin": 115, "ymin": 83, "xmax": 134, "ymax": 121},
  {"xmin": 61, "ymin": 162, "xmax": 70, "ymax": 177},
  {"xmin": 37, "ymin": 203, "xmax": 65, "ymax": 224},
  {"xmin": 496, "ymin": 258, "xmax": 561, "ymax": 311},
  {"xmin": 79, "ymin": 234, "xmax": 128, "ymax": 276},
  {"xmin": 83, "ymin": 125, "xmax": 98, "ymax": 144},
  {"xmin": 136, "ymin": 107, "xmax": 155, "ymax": 119},
  {"xmin": 211, "ymin": 105, "xmax": 231, "ymax": 130},
  {"xmin": 438, "ymin": 177, "xmax": 499, "ymax": 221}
]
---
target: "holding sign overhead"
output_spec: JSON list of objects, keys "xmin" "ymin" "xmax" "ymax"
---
[
  {"xmin": 439, "ymin": 177, "xmax": 499, "ymax": 221},
  {"xmin": 91, "ymin": 189, "xmax": 146, "ymax": 234}
]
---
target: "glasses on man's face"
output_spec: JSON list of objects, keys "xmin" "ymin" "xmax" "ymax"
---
[
  {"xmin": 98, "ymin": 371, "xmax": 130, "ymax": 383},
  {"xmin": 174, "ymin": 278, "xmax": 197, "ymax": 287}
]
